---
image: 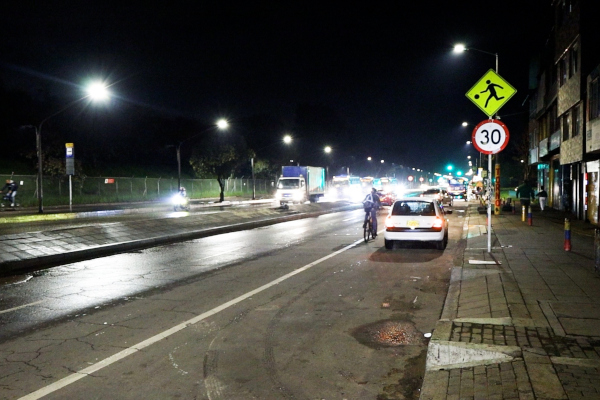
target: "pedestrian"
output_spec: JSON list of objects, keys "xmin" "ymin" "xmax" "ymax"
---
[
  {"xmin": 536, "ymin": 186, "xmax": 548, "ymax": 211},
  {"xmin": 516, "ymin": 180, "xmax": 534, "ymax": 209},
  {"xmin": 1, "ymin": 179, "xmax": 18, "ymax": 207}
]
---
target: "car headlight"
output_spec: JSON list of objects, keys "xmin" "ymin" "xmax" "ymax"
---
[
  {"xmin": 275, "ymin": 192, "xmax": 282, "ymax": 200},
  {"xmin": 293, "ymin": 192, "xmax": 304, "ymax": 201}
]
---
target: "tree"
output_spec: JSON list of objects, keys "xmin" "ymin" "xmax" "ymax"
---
[{"xmin": 189, "ymin": 133, "xmax": 252, "ymax": 202}]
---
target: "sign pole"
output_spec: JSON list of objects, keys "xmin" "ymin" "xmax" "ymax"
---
[
  {"xmin": 69, "ymin": 175, "xmax": 72, "ymax": 212},
  {"xmin": 471, "ymin": 120, "xmax": 510, "ymax": 253},
  {"xmin": 488, "ymin": 152, "xmax": 492, "ymax": 252},
  {"xmin": 65, "ymin": 143, "xmax": 75, "ymax": 212}
]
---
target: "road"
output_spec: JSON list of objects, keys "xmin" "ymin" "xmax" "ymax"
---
[{"xmin": 0, "ymin": 204, "xmax": 465, "ymax": 399}]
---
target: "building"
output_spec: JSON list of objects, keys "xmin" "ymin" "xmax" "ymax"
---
[{"xmin": 529, "ymin": 0, "xmax": 600, "ymax": 221}]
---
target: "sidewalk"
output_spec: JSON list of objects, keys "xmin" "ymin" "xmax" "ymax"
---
[
  {"xmin": 420, "ymin": 204, "xmax": 600, "ymax": 399},
  {"xmin": 0, "ymin": 201, "xmax": 360, "ymax": 275}
]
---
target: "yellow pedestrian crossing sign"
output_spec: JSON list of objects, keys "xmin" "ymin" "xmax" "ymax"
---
[{"xmin": 466, "ymin": 69, "xmax": 517, "ymax": 117}]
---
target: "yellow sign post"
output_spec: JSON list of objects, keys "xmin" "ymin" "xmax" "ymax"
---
[{"xmin": 466, "ymin": 69, "xmax": 516, "ymax": 117}]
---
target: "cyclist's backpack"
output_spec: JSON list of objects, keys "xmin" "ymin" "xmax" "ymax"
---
[{"xmin": 362, "ymin": 194, "xmax": 373, "ymax": 211}]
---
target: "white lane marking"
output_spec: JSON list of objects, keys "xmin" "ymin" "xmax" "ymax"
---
[
  {"xmin": 19, "ymin": 237, "xmax": 366, "ymax": 400},
  {"xmin": 0, "ymin": 300, "xmax": 44, "ymax": 315}
]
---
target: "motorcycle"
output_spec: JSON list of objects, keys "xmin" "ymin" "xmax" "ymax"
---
[{"xmin": 172, "ymin": 192, "xmax": 190, "ymax": 211}]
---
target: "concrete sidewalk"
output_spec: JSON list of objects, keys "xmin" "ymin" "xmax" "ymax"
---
[
  {"xmin": 0, "ymin": 201, "xmax": 360, "ymax": 275},
  {"xmin": 420, "ymin": 205, "xmax": 600, "ymax": 399}
]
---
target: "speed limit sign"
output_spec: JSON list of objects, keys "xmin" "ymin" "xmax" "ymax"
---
[{"xmin": 471, "ymin": 119, "xmax": 509, "ymax": 154}]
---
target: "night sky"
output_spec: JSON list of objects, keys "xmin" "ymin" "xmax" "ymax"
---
[{"xmin": 1, "ymin": 1, "xmax": 553, "ymax": 177}]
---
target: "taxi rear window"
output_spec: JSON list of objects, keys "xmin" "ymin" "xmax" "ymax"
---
[{"xmin": 392, "ymin": 201, "xmax": 435, "ymax": 216}]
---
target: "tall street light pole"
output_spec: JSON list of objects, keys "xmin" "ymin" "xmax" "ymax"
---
[
  {"xmin": 169, "ymin": 118, "xmax": 229, "ymax": 192},
  {"xmin": 26, "ymin": 81, "xmax": 110, "ymax": 214},
  {"xmin": 454, "ymin": 43, "xmax": 499, "ymax": 253},
  {"xmin": 250, "ymin": 134, "xmax": 293, "ymax": 200}
]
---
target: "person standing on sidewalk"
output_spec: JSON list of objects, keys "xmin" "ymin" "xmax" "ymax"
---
[
  {"xmin": 536, "ymin": 186, "xmax": 548, "ymax": 211},
  {"xmin": 516, "ymin": 180, "xmax": 534, "ymax": 209}
]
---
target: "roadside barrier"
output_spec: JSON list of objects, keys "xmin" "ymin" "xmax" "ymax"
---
[{"xmin": 564, "ymin": 218, "xmax": 571, "ymax": 251}]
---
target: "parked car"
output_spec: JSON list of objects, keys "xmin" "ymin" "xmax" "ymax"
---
[
  {"xmin": 420, "ymin": 188, "xmax": 453, "ymax": 206},
  {"xmin": 384, "ymin": 197, "xmax": 450, "ymax": 250}
]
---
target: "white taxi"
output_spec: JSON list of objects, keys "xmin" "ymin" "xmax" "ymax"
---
[{"xmin": 383, "ymin": 198, "xmax": 449, "ymax": 250}]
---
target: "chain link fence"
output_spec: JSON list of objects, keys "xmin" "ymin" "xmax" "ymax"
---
[{"xmin": 1, "ymin": 175, "xmax": 276, "ymax": 207}]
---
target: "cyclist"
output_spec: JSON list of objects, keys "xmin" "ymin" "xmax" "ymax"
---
[{"xmin": 362, "ymin": 187, "xmax": 381, "ymax": 237}]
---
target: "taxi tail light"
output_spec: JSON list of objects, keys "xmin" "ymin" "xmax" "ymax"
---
[
  {"xmin": 433, "ymin": 217, "xmax": 443, "ymax": 228},
  {"xmin": 385, "ymin": 215, "xmax": 394, "ymax": 228}
]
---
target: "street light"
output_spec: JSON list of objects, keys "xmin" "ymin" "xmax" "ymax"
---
[
  {"xmin": 216, "ymin": 119, "xmax": 229, "ymax": 130},
  {"xmin": 250, "ymin": 135, "xmax": 292, "ymax": 200},
  {"xmin": 453, "ymin": 43, "xmax": 498, "ymax": 73},
  {"xmin": 454, "ymin": 43, "xmax": 499, "ymax": 253},
  {"xmin": 27, "ymin": 81, "xmax": 110, "ymax": 214},
  {"xmin": 169, "ymin": 119, "xmax": 229, "ymax": 193}
]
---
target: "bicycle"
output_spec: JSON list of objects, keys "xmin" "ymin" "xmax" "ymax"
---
[{"xmin": 363, "ymin": 213, "xmax": 376, "ymax": 243}]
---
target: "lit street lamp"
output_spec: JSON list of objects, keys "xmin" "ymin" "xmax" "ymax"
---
[
  {"xmin": 24, "ymin": 81, "xmax": 110, "ymax": 213},
  {"xmin": 454, "ymin": 43, "xmax": 499, "ymax": 253},
  {"xmin": 250, "ymin": 135, "xmax": 292, "ymax": 200},
  {"xmin": 216, "ymin": 119, "xmax": 229, "ymax": 130},
  {"xmin": 169, "ymin": 119, "xmax": 229, "ymax": 193},
  {"xmin": 453, "ymin": 43, "xmax": 498, "ymax": 73}
]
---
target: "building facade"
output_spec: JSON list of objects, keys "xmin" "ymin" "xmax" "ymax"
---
[{"xmin": 529, "ymin": 0, "xmax": 599, "ymax": 222}]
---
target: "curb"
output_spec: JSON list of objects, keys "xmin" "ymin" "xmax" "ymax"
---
[{"xmin": 1, "ymin": 203, "xmax": 361, "ymax": 275}]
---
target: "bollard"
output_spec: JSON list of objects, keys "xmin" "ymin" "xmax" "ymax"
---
[
  {"xmin": 527, "ymin": 205, "xmax": 533, "ymax": 226},
  {"xmin": 595, "ymin": 229, "xmax": 600, "ymax": 275},
  {"xmin": 521, "ymin": 205, "xmax": 526, "ymax": 222},
  {"xmin": 564, "ymin": 218, "xmax": 571, "ymax": 251}
]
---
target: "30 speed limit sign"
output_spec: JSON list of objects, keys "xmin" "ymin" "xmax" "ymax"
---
[{"xmin": 471, "ymin": 119, "xmax": 509, "ymax": 154}]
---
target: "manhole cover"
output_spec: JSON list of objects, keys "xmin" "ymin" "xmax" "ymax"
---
[{"xmin": 352, "ymin": 320, "xmax": 423, "ymax": 348}]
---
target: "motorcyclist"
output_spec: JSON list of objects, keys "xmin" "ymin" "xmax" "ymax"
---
[
  {"xmin": 1, "ymin": 179, "xmax": 18, "ymax": 207},
  {"xmin": 362, "ymin": 187, "xmax": 381, "ymax": 237},
  {"xmin": 178, "ymin": 186, "xmax": 187, "ymax": 198}
]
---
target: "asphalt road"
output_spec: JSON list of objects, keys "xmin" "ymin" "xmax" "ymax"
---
[{"xmin": 0, "ymin": 204, "xmax": 465, "ymax": 399}]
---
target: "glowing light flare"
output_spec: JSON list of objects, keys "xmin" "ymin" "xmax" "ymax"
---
[
  {"xmin": 86, "ymin": 82, "xmax": 110, "ymax": 101},
  {"xmin": 216, "ymin": 119, "xmax": 229, "ymax": 130},
  {"xmin": 283, "ymin": 135, "xmax": 292, "ymax": 144},
  {"xmin": 453, "ymin": 44, "xmax": 466, "ymax": 53}
]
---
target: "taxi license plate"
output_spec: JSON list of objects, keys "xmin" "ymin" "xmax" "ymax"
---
[{"xmin": 406, "ymin": 220, "xmax": 420, "ymax": 228}]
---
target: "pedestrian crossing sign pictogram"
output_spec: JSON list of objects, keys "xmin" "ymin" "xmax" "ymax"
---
[{"xmin": 466, "ymin": 69, "xmax": 517, "ymax": 117}]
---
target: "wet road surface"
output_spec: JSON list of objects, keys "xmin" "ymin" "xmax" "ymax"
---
[{"xmin": 0, "ymin": 205, "xmax": 465, "ymax": 399}]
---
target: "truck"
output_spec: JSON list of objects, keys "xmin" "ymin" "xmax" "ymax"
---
[
  {"xmin": 275, "ymin": 166, "xmax": 326, "ymax": 206},
  {"xmin": 448, "ymin": 179, "xmax": 468, "ymax": 201}
]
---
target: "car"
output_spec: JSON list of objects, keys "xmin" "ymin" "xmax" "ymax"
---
[
  {"xmin": 383, "ymin": 197, "xmax": 450, "ymax": 250},
  {"xmin": 420, "ymin": 188, "xmax": 453, "ymax": 206},
  {"xmin": 377, "ymin": 190, "xmax": 396, "ymax": 206}
]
